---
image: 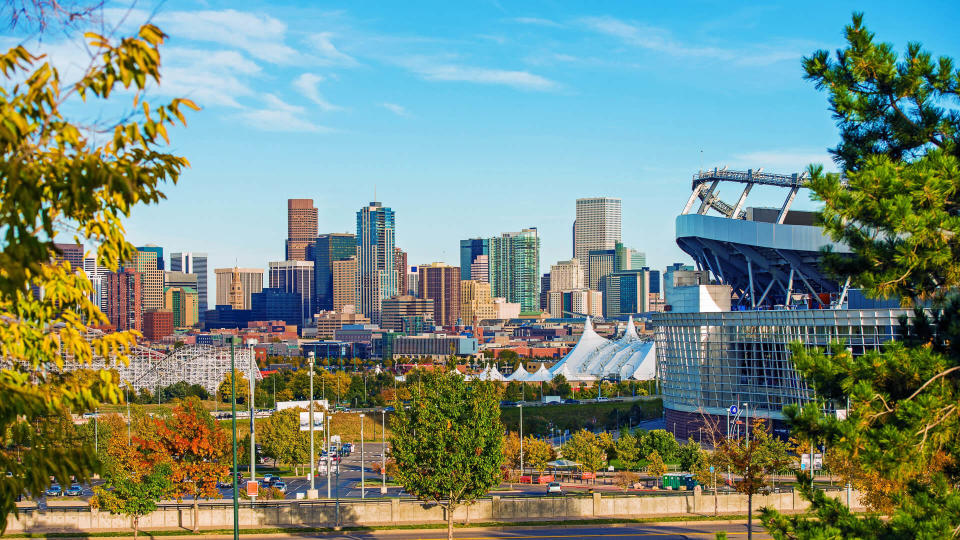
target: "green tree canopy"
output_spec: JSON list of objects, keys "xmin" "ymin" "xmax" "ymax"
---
[
  {"xmin": 258, "ymin": 408, "xmax": 310, "ymax": 475},
  {"xmin": 390, "ymin": 373, "xmax": 503, "ymax": 540}
]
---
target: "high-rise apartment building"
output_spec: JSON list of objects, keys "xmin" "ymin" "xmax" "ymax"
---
[
  {"xmin": 394, "ymin": 247, "xmax": 408, "ymax": 298},
  {"xmin": 332, "ymin": 256, "xmax": 357, "ymax": 312},
  {"xmin": 134, "ymin": 249, "xmax": 164, "ymax": 313},
  {"xmin": 417, "ymin": 263, "xmax": 461, "ymax": 326},
  {"xmin": 285, "ymin": 199, "xmax": 318, "ymax": 261},
  {"xmin": 587, "ymin": 249, "xmax": 615, "ymax": 291},
  {"xmin": 614, "ymin": 242, "xmax": 647, "ymax": 271},
  {"xmin": 170, "ymin": 252, "xmax": 208, "ymax": 320},
  {"xmin": 575, "ymin": 197, "xmax": 621, "ymax": 277},
  {"xmin": 460, "ymin": 280, "xmax": 497, "ymax": 324},
  {"xmin": 459, "ymin": 238, "xmax": 490, "ymax": 280},
  {"xmin": 137, "ymin": 244, "xmax": 163, "ymax": 270},
  {"xmin": 489, "ymin": 228, "xmax": 540, "ymax": 312},
  {"xmin": 381, "ymin": 295, "xmax": 434, "ymax": 333},
  {"xmin": 406, "ymin": 266, "xmax": 419, "ymax": 296},
  {"xmin": 311, "ymin": 233, "xmax": 356, "ymax": 312},
  {"xmin": 356, "ymin": 201, "xmax": 396, "ymax": 325},
  {"xmin": 142, "ymin": 310, "xmax": 173, "ymax": 341},
  {"xmin": 268, "ymin": 260, "xmax": 314, "ymax": 326},
  {"xmin": 214, "ymin": 267, "xmax": 264, "ymax": 309},
  {"xmin": 549, "ymin": 259, "xmax": 585, "ymax": 291},
  {"xmin": 164, "ymin": 286, "xmax": 199, "ymax": 327},
  {"xmin": 105, "ymin": 268, "xmax": 142, "ymax": 332}
]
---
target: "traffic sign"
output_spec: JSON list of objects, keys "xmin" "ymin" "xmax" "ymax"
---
[
  {"xmin": 709, "ymin": 466, "xmax": 715, "ymax": 473},
  {"xmin": 246, "ymin": 481, "xmax": 258, "ymax": 497},
  {"xmin": 729, "ymin": 405, "xmax": 738, "ymax": 415}
]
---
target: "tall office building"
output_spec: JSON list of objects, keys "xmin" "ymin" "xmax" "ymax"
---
[
  {"xmin": 286, "ymin": 199, "xmax": 318, "ymax": 261},
  {"xmin": 575, "ymin": 197, "xmax": 621, "ymax": 277},
  {"xmin": 381, "ymin": 295, "xmax": 434, "ymax": 333},
  {"xmin": 164, "ymin": 271, "xmax": 198, "ymax": 291},
  {"xmin": 469, "ymin": 254, "xmax": 489, "ymax": 283},
  {"xmin": 137, "ymin": 244, "xmax": 163, "ymax": 270},
  {"xmin": 170, "ymin": 252, "xmax": 208, "ymax": 320},
  {"xmin": 134, "ymin": 249, "xmax": 164, "ymax": 313},
  {"xmin": 615, "ymin": 242, "xmax": 648, "ymax": 271},
  {"xmin": 356, "ymin": 201, "xmax": 396, "ymax": 325},
  {"xmin": 268, "ymin": 260, "xmax": 314, "ymax": 325},
  {"xmin": 489, "ymin": 228, "xmax": 540, "ymax": 312},
  {"xmin": 539, "ymin": 273, "xmax": 551, "ymax": 311},
  {"xmin": 406, "ymin": 266, "xmax": 419, "ymax": 296},
  {"xmin": 53, "ymin": 243, "xmax": 84, "ymax": 269},
  {"xmin": 459, "ymin": 238, "xmax": 490, "ymax": 280},
  {"xmin": 417, "ymin": 263, "xmax": 461, "ymax": 327},
  {"xmin": 332, "ymin": 256, "xmax": 357, "ymax": 312},
  {"xmin": 587, "ymin": 249, "xmax": 615, "ymax": 291},
  {"xmin": 83, "ymin": 257, "xmax": 110, "ymax": 313},
  {"xmin": 394, "ymin": 247, "xmax": 408, "ymax": 298},
  {"xmin": 105, "ymin": 268, "xmax": 142, "ymax": 332},
  {"xmin": 549, "ymin": 259, "xmax": 585, "ymax": 291},
  {"xmin": 547, "ymin": 289, "xmax": 602, "ymax": 319},
  {"xmin": 214, "ymin": 267, "xmax": 264, "ymax": 309},
  {"xmin": 164, "ymin": 286, "xmax": 198, "ymax": 327},
  {"xmin": 311, "ymin": 233, "xmax": 356, "ymax": 312},
  {"xmin": 251, "ymin": 288, "xmax": 302, "ymax": 326},
  {"xmin": 460, "ymin": 280, "xmax": 497, "ymax": 324}
]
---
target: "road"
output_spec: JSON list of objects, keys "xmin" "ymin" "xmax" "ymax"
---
[{"xmin": 222, "ymin": 522, "xmax": 769, "ymax": 539}]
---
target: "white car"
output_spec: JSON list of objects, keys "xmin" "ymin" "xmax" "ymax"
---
[{"xmin": 547, "ymin": 482, "xmax": 562, "ymax": 494}]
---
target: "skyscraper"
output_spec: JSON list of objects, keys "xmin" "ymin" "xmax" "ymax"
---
[
  {"xmin": 137, "ymin": 244, "xmax": 164, "ymax": 270},
  {"xmin": 587, "ymin": 249, "xmax": 616, "ymax": 291},
  {"xmin": 286, "ymin": 199, "xmax": 318, "ymax": 261},
  {"xmin": 469, "ymin": 255, "xmax": 489, "ymax": 283},
  {"xmin": 417, "ymin": 262, "xmax": 461, "ymax": 327},
  {"xmin": 549, "ymin": 259, "xmax": 585, "ymax": 291},
  {"xmin": 311, "ymin": 233, "xmax": 356, "ymax": 312},
  {"xmin": 460, "ymin": 280, "xmax": 497, "ymax": 325},
  {"xmin": 459, "ymin": 238, "xmax": 490, "ymax": 280},
  {"xmin": 489, "ymin": 228, "xmax": 540, "ymax": 312},
  {"xmin": 164, "ymin": 286, "xmax": 199, "ymax": 327},
  {"xmin": 105, "ymin": 268, "xmax": 142, "ymax": 332},
  {"xmin": 356, "ymin": 201, "xmax": 396, "ymax": 325},
  {"xmin": 394, "ymin": 247, "xmax": 408, "ymax": 298},
  {"xmin": 84, "ymin": 257, "xmax": 110, "ymax": 314},
  {"xmin": 134, "ymin": 249, "xmax": 164, "ymax": 313},
  {"xmin": 539, "ymin": 273, "xmax": 551, "ymax": 311},
  {"xmin": 268, "ymin": 260, "xmax": 314, "ymax": 326},
  {"xmin": 332, "ymin": 256, "xmax": 357, "ymax": 312},
  {"xmin": 53, "ymin": 243, "xmax": 84, "ymax": 269},
  {"xmin": 575, "ymin": 197, "xmax": 621, "ymax": 277},
  {"xmin": 381, "ymin": 295, "xmax": 434, "ymax": 333},
  {"xmin": 170, "ymin": 252, "xmax": 208, "ymax": 320},
  {"xmin": 214, "ymin": 267, "xmax": 264, "ymax": 309}
]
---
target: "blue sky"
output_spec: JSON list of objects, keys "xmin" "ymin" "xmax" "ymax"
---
[{"xmin": 7, "ymin": 1, "xmax": 960, "ymax": 278}]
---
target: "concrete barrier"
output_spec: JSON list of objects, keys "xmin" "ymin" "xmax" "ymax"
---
[{"xmin": 6, "ymin": 489, "xmax": 864, "ymax": 534}]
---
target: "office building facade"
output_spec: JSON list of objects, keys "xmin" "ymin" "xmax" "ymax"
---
[
  {"xmin": 105, "ymin": 268, "xmax": 142, "ymax": 332},
  {"xmin": 53, "ymin": 243, "xmax": 84, "ymax": 269},
  {"xmin": 133, "ymin": 249, "xmax": 164, "ymax": 313},
  {"xmin": 268, "ymin": 260, "xmax": 314, "ymax": 325},
  {"xmin": 170, "ymin": 252, "xmax": 208, "ymax": 320},
  {"xmin": 549, "ymin": 259, "xmax": 585, "ymax": 291},
  {"xmin": 332, "ymin": 256, "xmax": 357, "ymax": 312},
  {"xmin": 460, "ymin": 279, "xmax": 497, "ymax": 324},
  {"xmin": 380, "ymin": 295, "xmax": 434, "ymax": 332},
  {"xmin": 417, "ymin": 262, "xmax": 461, "ymax": 326},
  {"xmin": 394, "ymin": 247, "xmax": 408, "ymax": 299},
  {"xmin": 214, "ymin": 267, "xmax": 264, "ymax": 309},
  {"xmin": 137, "ymin": 245, "xmax": 163, "ymax": 270},
  {"xmin": 356, "ymin": 201, "xmax": 396, "ymax": 324},
  {"xmin": 469, "ymin": 254, "xmax": 489, "ymax": 283},
  {"xmin": 142, "ymin": 309, "xmax": 173, "ymax": 341},
  {"xmin": 251, "ymin": 287, "xmax": 302, "ymax": 327},
  {"xmin": 489, "ymin": 228, "xmax": 540, "ymax": 312},
  {"xmin": 286, "ymin": 198, "xmax": 318, "ymax": 261},
  {"xmin": 459, "ymin": 238, "xmax": 490, "ymax": 281},
  {"xmin": 311, "ymin": 233, "xmax": 356, "ymax": 312},
  {"xmin": 164, "ymin": 286, "xmax": 198, "ymax": 328},
  {"xmin": 587, "ymin": 249, "xmax": 615, "ymax": 291},
  {"xmin": 575, "ymin": 197, "xmax": 621, "ymax": 277}
]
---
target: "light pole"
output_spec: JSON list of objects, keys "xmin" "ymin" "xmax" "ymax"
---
[
  {"xmin": 229, "ymin": 337, "xmax": 239, "ymax": 540},
  {"xmin": 360, "ymin": 413, "xmax": 365, "ymax": 499},
  {"xmin": 94, "ymin": 409, "xmax": 98, "ymax": 453},
  {"xmin": 326, "ymin": 415, "xmax": 332, "ymax": 499},
  {"xmin": 744, "ymin": 403, "xmax": 750, "ymax": 445},
  {"xmin": 381, "ymin": 409, "xmax": 386, "ymax": 495},
  {"xmin": 308, "ymin": 352, "xmax": 318, "ymax": 499},
  {"xmin": 519, "ymin": 404, "xmax": 524, "ymax": 479},
  {"xmin": 125, "ymin": 387, "xmax": 131, "ymax": 443},
  {"xmin": 247, "ymin": 338, "xmax": 258, "ymax": 494}
]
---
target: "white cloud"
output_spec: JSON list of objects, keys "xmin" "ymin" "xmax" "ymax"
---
[
  {"xmin": 237, "ymin": 94, "xmax": 331, "ymax": 133},
  {"xmin": 580, "ymin": 15, "xmax": 802, "ymax": 66},
  {"xmin": 511, "ymin": 17, "xmax": 562, "ymax": 28},
  {"xmin": 404, "ymin": 60, "xmax": 559, "ymax": 91},
  {"xmin": 154, "ymin": 9, "xmax": 298, "ymax": 63},
  {"xmin": 729, "ymin": 150, "xmax": 838, "ymax": 172},
  {"xmin": 307, "ymin": 32, "xmax": 358, "ymax": 66},
  {"xmin": 293, "ymin": 73, "xmax": 342, "ymax": 111},
  {"xmin": 381, "ymin": 102, "xmax": 410, "ymax": 117}
]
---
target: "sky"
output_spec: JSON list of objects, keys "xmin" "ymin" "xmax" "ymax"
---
[{"xmin": 6, "ymin": 1, "xmax": 960, "ymax": 280}]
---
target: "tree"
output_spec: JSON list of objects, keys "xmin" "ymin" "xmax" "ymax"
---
[
  {"xmin": 710, "ymin": 420, "xmax": 792, "ymax": 540},
  {"xmin": 614, "ymin": 432, "xmax": 639, "ymax": 470},
  {"xmin": 761, "ymin": 14, "xmax": 960, "ymax": 539},
  {"xmin": 92, "ymin": 432, "xmax": 171, "ymax": 540},
  {"xmin": 217, "ymin": 370, "xmax": 250, "ymax": 404},
  {"xmin": 148, "ymin": 397, "xmax": 228, "ymax": 533},
  {"xmin": 561, "ymin": 429, "xmax": 606, "ymax": 476},
  {"xmin": 0, "ymin": 22, "xmax": 195, "ymax": 532},
  {"xmin": 258, "ymin": 408, "xmax": 310, "ymax": 475},
  {"xmin": 390, "ymin": 372, "xmax": 503, "ymax": 540},
  {"xmin": 677, "ymin": 437, "xmax": 704, "ymax": 472},
  {"xmin": 614, "ymin": 470, "xmax": 639, "ymax": 491},
  {"xmin": 523, "ymin": 436, "xmax": 553, "ymax": 474},
  {"xmin": 502, "ymin": 431, "xmax": 522, "ymax": 473},
  {"xmin": 645, "ymin": 450, "xmax": 666, "ymax": 481},
  {"xmin": 638, "ymin": 429, "xmax": 680, "ymax": 464}
]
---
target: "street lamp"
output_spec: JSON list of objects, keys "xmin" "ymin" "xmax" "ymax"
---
[
  {"xmin": 381, "ymin": 409, "xmax": 387, "ymax": 495},
  {"xmin": 308, "ymin": 352, "xmax": 318, "ymax": 499},
  {"xmin": 247, "ymin": 338, "xmax": 258, "ymax": 494},
  {"xmin": 326, "ymin": 414, "xmax": 332, "ymax": 499},
  {"xmin": 360, "ymin": 413, "xmax": 365, "ymax": 499},
  {"xmin": 519, "ymin": 404, "xmax": 524, "ymax": 479},
  {"xmin": 229, "ymin": 337, "xmax": 239, "ymax": 540}
]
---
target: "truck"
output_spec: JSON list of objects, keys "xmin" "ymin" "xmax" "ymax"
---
[{"xmin": 542, "ymin": 396, "xmax": 561, "ymax": 404}]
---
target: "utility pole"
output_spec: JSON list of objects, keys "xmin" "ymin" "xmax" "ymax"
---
[
  {"xmin": 308, "ymin": 352, "xmax": 318, "ymax": 499},
  {"xmin": 360, "ymin": 413, "xmax": 366, "ymax": 499},
  {"xmin": 230, "ymin": 337, "xmax": 239, "ymax": 540}
]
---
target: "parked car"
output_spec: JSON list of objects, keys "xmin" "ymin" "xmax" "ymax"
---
[
  {"xmin": 65, "ymin": 484, "xmax": 83, "ymax": 497},
  {"xmin": 564, "ymin": 399, "xmax": 580, "ymax": 404},
  {"xmin": 261, "ymin": 474, "xmax": 275, "ymax": 485},
  {"xmin": 499, "ymin": 401, "xmax": 518, "ymax": 408},
  {"xmin": 45, "ymin": 484, "xmax": 62, "ymax": 497},
  {"xmin": 342, "ymin": 443, "xmax": 354, "ymax": 453},
  {"xmin": 547, "ymin": 482, "xmax": 562, "ymax": 494},
  {"xmin": 597, "ymin": 397, "xmax": 610, "ymax": 402},
  {"xmin": 273, "ymin": 481, "xmax": 286, "ymax": 494}
]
